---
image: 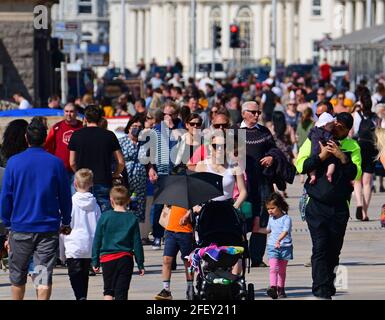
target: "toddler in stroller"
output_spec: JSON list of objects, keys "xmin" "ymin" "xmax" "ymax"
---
[{"xmin": 188, "ymin": 200, "xmax": 254, "ymax": 300}]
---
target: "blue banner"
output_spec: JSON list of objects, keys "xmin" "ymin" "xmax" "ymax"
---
[{"xmin": 0, "ymin": 108, "xmax": 64, "ymax": 117}]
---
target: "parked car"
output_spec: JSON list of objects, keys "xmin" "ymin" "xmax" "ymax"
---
[
  {"xmin": 285, "ymin": 64, "xmax": 315, "ymax": 78},
  {"xmin": 237, "ymin": 65, "xmax": 271, "ymax": 83},
  {"xmin": 195, "ymin": 63, "xmax": 227, "ymax": 80}
]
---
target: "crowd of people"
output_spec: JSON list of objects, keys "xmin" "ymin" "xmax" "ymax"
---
[{"xmin": 0, "ymin": 65, "xmax": 385, "ymax": 301}]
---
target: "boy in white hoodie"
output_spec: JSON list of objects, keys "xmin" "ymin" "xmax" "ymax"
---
[{"xmin": 63, "ymin": 169, "xmax": 101, "ymax": 300}]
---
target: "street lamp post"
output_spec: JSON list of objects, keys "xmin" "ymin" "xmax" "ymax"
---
[
  {"xmin": 271, "ymin": 0, "xmax": 277, "ymax": 77},
  {"xmin": 366, "ymin": 0, "xmax": 372, "ymax": 28},
  {"xmin": 190, "ymin": 0, "xmax": 197, "ymax": 79},
  {"xmin": 121, "ymin": 0, "xmax": 126, "ymax": 75}
]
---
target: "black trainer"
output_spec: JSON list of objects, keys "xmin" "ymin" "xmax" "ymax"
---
[
  {"xmin": 277, "ymin": 287, "xmax": 287, "ymax": 298},
  {"xmin": 355, "ymin": 206, "xmax": 363, "ymax": 220},
  {"xmin": 155, "ymin": 289, "xmax": 173, "ymax": 300},
  {"xmin": 266, "ymin": 286, "xmax": 278, "ymax": 299}
]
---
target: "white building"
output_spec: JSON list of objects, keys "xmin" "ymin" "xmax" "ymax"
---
[
  {"xmin": 109, "ymin": 0, "xmax": 385, "ymax": 72},
  {"xmin": 52, "ymin": 0, "xmax": 109, "ymax": 44}
]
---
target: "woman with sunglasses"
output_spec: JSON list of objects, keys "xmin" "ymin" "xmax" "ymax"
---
[
  {"xmin": 174, "ymin": 114, "xmax": 207, "ymax": 172},
  {"xmin": 195, "ymin": 134, "xmax": 248, "ymax": 261}
]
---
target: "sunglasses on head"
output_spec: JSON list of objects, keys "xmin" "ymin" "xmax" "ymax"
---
[
  {"xmin": 246, "ymin": 110, "xmax": 261, "ymax": 116},
  {"xmin": 213, "ymin": 123, "xmax": 229, "ymax": 129},
  {"xmin": 189, "ymin": 122, "xmax": 202, "ymax": 128},
  {"xmin": 212, "ymin": 143, "xmax": 226, "ymax": 150}
]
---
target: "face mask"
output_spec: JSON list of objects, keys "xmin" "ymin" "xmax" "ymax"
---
[{"xmin": 131, "ymin": 127, "xmax": 141, "ymax": 138}]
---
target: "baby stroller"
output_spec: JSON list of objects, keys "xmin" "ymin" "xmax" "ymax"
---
[{"xmin": 188, "ymin": 200, "xmax": 255, "ymax": 300}]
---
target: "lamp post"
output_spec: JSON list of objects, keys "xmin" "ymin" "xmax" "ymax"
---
[
  {"xmin": 366, "ymin": 0, "xmax": 372, "ymax": 28},
  {"xmin": 271, "ymin": 0, "xmax": 277, "ymax": 76},
  {"xmin": 121, "ymin": 0, "xmax": 126, "ymax": 75},
  {"xmin": 190, "ymin": 0, "xmax": 197, "ymax": 79}
]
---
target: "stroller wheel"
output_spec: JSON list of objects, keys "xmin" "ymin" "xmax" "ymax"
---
[{"xmin": 247, "ymin": 283, "xmax": 255, "ymax": 300}]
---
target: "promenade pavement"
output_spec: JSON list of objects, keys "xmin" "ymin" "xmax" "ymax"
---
[{"xmin": 1, "ymin": 177, "xmax": 384, "ymax": 300}]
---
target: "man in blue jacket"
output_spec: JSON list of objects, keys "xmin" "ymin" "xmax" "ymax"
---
[{"xmin": 0, "ymin": 119, "xmax": 72, "ymax": 300}]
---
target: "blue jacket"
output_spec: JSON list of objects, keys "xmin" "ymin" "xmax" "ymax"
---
[{"xmin": 0, "ymin": 147, "xmax": 72, "ymax": 232}]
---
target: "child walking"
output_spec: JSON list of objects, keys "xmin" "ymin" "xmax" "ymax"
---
[
  {"xmin": 92, "ymin": 186, "xmax": 145, "ymax": 300},
  {"xmin": 257, "ymin": 192, "xmax": 293, "ymax": 299},
  {"xmin": 63, "ymin": 169, "xmax": 101, "ymax": 300}
]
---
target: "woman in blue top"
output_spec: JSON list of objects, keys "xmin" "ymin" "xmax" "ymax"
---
[{"xmin": 256, "ymin": 192, "xmax": 293, "ymax": 299}]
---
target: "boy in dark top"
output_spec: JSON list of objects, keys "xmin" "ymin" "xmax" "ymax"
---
[
  {"xmin": 68, "ymin": 105, "xmax": 125, "ymax": 211},
  {"xmin": 92, "ymin": 186, "xmax": 145, "ymax": 300}
]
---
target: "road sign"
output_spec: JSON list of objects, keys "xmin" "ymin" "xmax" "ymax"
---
[{"xmin": 52, "ymin": 21, "xmax": 81, "ymax": 42}]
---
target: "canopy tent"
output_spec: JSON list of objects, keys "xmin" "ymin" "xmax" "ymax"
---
[{"xmin": 324, "ymin": 24, "xmax": 385, "ymax": 90}]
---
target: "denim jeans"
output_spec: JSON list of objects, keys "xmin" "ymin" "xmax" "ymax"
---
[
  {"xmin": 92, "ymin": 184, "xmax": 111, "ymax": 212},
  {"xmin": 68, "ymin": 172, "xmax": 75, "ymax": 196},
  {"xmin": 151, "ymin": 204, "xmax": 165, "ymax": 239}
]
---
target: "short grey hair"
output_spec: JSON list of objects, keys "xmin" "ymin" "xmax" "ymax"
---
[{"xmin": 241, "ymin": 101, "xmax": 259, "ymax": 112}]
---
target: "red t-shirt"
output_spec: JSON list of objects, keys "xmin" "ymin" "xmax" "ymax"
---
[
  {"xmin": 45, "ymin": 120, "xmax": 83, "ymax": 171},
  {"xmin": 320, "ymin": 64, "xmax": 331, "ymax": 81}
]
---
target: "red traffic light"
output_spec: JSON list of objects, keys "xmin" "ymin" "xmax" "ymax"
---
[{"xmin": 230, "ymin": 25, "xmax": 239, "ymax": 33}]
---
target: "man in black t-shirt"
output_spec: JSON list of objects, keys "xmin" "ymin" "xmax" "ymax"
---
[{"xmin": 68, "ymin": 105, "xmax": 125, "ymax": 211}]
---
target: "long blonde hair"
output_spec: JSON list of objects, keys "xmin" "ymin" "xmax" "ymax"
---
[{"xmin": 376, "ymin": 128, "xmax": 385, "ymax": 160}]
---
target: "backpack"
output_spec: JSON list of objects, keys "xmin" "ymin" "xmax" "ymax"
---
[{"xmin": 358, "ymin": 112, "xmax": 376, "ymax": 141}]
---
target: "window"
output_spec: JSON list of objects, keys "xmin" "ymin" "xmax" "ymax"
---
[
  {"xmin": 312, "ymin": 0, "xmax": 321, "ymax": 16},
  {"xmin": 78, "ymin": 0, "xmax": 92, "ymax": 14}
]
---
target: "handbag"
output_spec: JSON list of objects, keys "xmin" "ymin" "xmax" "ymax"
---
[
  {"xmin": 299, "ymin": 188, "xmax": 308, "ymax": 221},
  {"xmin": 159, "ymin": 205, "xmax": 171, "ymax": 228},
  {"xmin": 240, "ymin": 201, "xmax": 253, "ymax": 219}
]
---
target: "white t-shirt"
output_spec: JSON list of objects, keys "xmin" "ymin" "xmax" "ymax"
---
[{"xmin": 18, "ymin": 99, "xmax": 32, "ymax": 110}]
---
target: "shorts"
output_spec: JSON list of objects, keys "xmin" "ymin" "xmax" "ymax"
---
[
  {"xmin": 359, "ymin": 141, "xmax": 377, "ymax": 174},
  {"xmin": 101, "ymin": 255, "xmax": 134, "ymax": 300},
  {"xmin": 163, "ymin": 230, "xmax": 193, "ymax": 260},
  {"xmin": 267, "ymin": 245, "xmax": 293, "ymax": 260},
  {"xmin": 8, "ymin": 231, "xmax": 59, "ymax": 286}
]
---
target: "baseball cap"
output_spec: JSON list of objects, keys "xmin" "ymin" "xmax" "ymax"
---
[
  {"xmin": 336, "ymin": 112, "xmax": 354, "ymax": 130},
  {"xmin": 316, "ymin": 112, "xmax": 335, "ymax": 127}
]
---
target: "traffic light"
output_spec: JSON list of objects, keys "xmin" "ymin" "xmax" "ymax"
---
[
  {"xmin": 230, "ymin": 24, "xmax": 240, "ymax": 48},
  {"xmin": 213, "ymin": 24, "xmax": 222, "ymax": 48}
]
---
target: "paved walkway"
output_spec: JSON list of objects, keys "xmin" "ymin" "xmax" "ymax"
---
[{"xmin": 1, "ymin": 177, "xmax": 384, "ymax": 300}]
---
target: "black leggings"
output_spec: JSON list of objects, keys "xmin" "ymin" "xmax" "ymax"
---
[{"xmin": 101, "ymin": 256, "xmax": 134, "ymax": 300}]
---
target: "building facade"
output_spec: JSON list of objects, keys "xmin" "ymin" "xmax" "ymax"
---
[
  {"xmin": 51, "ymin": 0, "xmax": 109, "ymax": 44},
  {"xmin": 0, "ymin": 0, "xmax": 58, "ymax": 106},
  {"xmin": 108, "ymin": 0, "xmax": 385, "ymax": 72}
]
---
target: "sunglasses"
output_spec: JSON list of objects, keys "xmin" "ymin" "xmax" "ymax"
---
[
  {"xmin": 212, "ymin": 143, "xmax": 226, "ymax": 150},
  {"xmin": 146, "ymin": 116, "xmax": 154, "ymax": 120},
  {"xmin": 163, "ymin": 112, "xmax": 175, "ymax": 116},
  {"xmin": 189, "ymin": 122, "xmax": 202, "ymax": 128},
  {"xmin": 213, "ymin": 123, "xmax": 229, "ymax": 129},
  {"xmin": 246, "ymin": 110, "xmax": 261, "ymax": 116},
  {"xmin": 338, "ymin": 97, "xmax": 344, "ymax": 100}
]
